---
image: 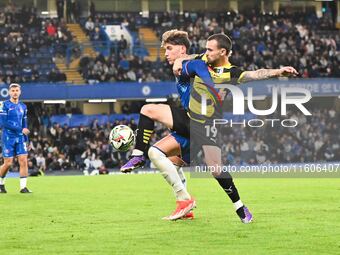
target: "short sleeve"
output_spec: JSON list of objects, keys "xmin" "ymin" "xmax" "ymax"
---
[
  {"xmin": 181, "ymin": 60, "xmax": 214, "ymax": 87},
  {"xmin": 230, "ymin": 66, "xmax": 245, "ymax": 85}
]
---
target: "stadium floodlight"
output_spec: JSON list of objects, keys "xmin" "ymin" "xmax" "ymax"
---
[
  {"xmin": 145, "ymin": 98, "xmax": 168, "ymax": 102},
  {"xmin": 88, "ymin": 99, "xmax": 102, "ymax": 103},
  {"xmin": 88, "ymin": 99, "xmax": 117, "ymax": 103},
  {"xmin": 102, "ymin": 99, "xmax": 117, "ymax": 102},
  {"xmin": 43, "ymin": 100, "xmax": 66, "ymax": 104}
]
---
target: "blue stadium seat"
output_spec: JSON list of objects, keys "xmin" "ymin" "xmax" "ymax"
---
[
  {"xmin": 49, "ymin": 114, "xmax": 148, "ymax": 128},
  {"xmin": 87, "ymin": 114, "xmax": 109, "ymax": 126},
  {"xmin": 39, "ymin": 74, "xmax": 48, "ymax": 82},
  {"xmin": 69, "ymin": 114, "xmax": 90, "ymax": 127},
  {"xmin": 50, "ymin": 115, "xmax": 70, "ymax": 126},
  {"xmin": 29, "ymin": 58, "xmax": 38, "ymax": 64},
  {"xmin": 40, "ymin": 47, "xmax": 50, "ymax": 53},
  {"xmin": 128, "ymin": 113, "xmax": 140, "ymax": 123},
  {"xmin": 109, "ymin": 114, "xmax": 128, "ymax": 122}
]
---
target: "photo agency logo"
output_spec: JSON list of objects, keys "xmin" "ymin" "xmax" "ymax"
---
[{"xmin": 201, "ymin": 84, "xmax": 312, "ymax": 128}]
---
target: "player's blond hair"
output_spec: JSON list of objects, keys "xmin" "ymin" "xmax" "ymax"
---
[{"xmin": 161, "ymin": 29, "xmax": 191, "ymax": 51}]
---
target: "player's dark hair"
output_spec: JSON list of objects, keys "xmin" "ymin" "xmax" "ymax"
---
[
  {"xmin": 161, "ymin": 29, "xmax": 191, "ymax": 52},
  {"xmin": 207, "ymin": 33, "xmax": 232, "ymax": 52}
]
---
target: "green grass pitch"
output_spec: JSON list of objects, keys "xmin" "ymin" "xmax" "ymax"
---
[{"xmin": 0, "ymin": 174, "xmax": 339, "ymax": 255}]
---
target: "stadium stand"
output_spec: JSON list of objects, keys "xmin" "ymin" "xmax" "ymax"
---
[
  {"xmin": 0, "ymin": 3, "xmax": 338, "ymax": 84},
  {"xmin": 77, "ymin": 9, "xmax": 339, "ymax": 83},
  {"xmin": 0, "ymin": 3, "xmax": 338, "ymax": 175},
  {"xmin": 6, "ymin": 105, "xmax": 335, "ymax": 174},
  {"xmin": 219, "ymin": 107, "xmax": 339, "ymax": 165},
  {"xmin": 0, "ymin": 3, "xmax": 71, "ymax": 84}
]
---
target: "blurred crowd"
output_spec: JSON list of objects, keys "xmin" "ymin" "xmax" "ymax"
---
[
  {"xmin": 15, "ymin": 118, "xmax": 168, "ymax": 175},
  {"xmin": 220, "ymin": 107, "xmax": 339, "ymax": 165},
  {"xmin": 79, "ymin": 52, "xmax": 171, "ymax": 83},
  {"xmin": 0, "ymin": 2, "xmax": 70, "ymax": 84},
  {"xmin": 2, "ymin": 104, "xmax": 338, "ymax": 175},
  {"xmin": 0, "ymin": 2, "xmax": 338, "ymax": 84},
  {"xmin": 152, "ymin": 9, "xmax": 339, "ymax": 78},
  {"xmin": 80, "ymin": 9, "xmax": 340, "ymax": 83},
  {"xmin": 0, "ymin": 5, "xmax": 339, "ymax": 174}
]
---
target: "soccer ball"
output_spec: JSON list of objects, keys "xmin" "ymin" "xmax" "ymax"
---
[{"xmin": 109, "ymin": 125, "xmax": 135, "ymax": 152}]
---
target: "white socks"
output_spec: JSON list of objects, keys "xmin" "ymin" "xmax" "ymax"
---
[
  {"xmin": 175, "ymin": 165, "xmax": 187, "ymax": 188},
  {"xmin": 233, "ymin": 200, "xmax": 244, "ymax": 211},
  {"xmin": 131, "ymin": 149, "xmax": 144, "ymax": 156},
  {"xmin": 148, "ymin": 146, "xmax": 190, "ymax": 200},
  {"xmin": 0, "ymin": 176, "xmax": 28, "ymax": 190},
  {"xmin": 20, "ymin": 177, "xmax": 27, "ymax": 190}
]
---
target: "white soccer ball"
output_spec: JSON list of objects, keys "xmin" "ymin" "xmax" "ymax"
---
[{"xmin": 109, "ymin": 125, "xmax": 135, "ymax": 152}]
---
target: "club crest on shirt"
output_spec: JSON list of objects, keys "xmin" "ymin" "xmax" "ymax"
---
[{"xmin": 216, "ymin": 68, "xmax": 224, "ymax": 74}]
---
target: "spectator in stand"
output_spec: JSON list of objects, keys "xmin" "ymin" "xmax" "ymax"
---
[
  {"xmin": 90, "ymin": 1, "xmax": 96, "ymax": 19},
  {"xmin": 0, "ymin": 4, "xmax": 71, "ymax": 84},
  {"xmin": 0, "ymin": 7, "xmax": 330, "ymax": 84},
  {"xmin": 118, "ymin": 35, "xmax": 128, "ymax": 55},
  {"xmin": 91, "ymin": 26, "xmax": 101, "ymax": 41},
  {"xmin": 46, "ymin": 22, "xmax": 56, "ymax": 37},
  {"xmin": 13, "ymin": 104, "xmax": 337, "ymax": 174},
  {"xmin": 56, "ymin": 0, "xmax": 64, "ymax": 20},
  {"xmin": 47, "ymin": 68, "xmax": 67, "ymax": 82},
  {"xmin": 71, "ymin": 0, "xmax": 79, "ymax": 22},
  {"xmin": 79, "ymin": 9, "xmax": 339, "ymax": 83},
  {"xmin": 85, "ymin": 17, "xmax": 95, "ymax": 35},
  {"xmin": 36, "ymin": 153, "xmax": 46, "ymax": 172}
]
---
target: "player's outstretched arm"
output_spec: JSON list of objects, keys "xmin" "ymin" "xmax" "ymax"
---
[
  {"xmin": 239, "ymin": 66, "xmax": 299, "ymax": 83},
  {"xmin": 173, "ymin": 54, "xmax": 201, "ymax": 76},
  {"xmin": 181, "ymin": 59, "xmax": 214, "ymax": 87}
]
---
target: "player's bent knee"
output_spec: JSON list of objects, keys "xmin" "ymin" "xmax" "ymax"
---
[
  {"xmin": 4, "ymin": 163, "xmax": 12, "ymax": 168},
  {"xmin": 18, "ymin": 155, "xmax": 27, "ymax": 161},
  {"xmin": 141, "ymin": 104, "xmax": 156, "ymax": 118},
  {"xmin": 18, "ymin": 159, "xmax": 27, "ymax": 166},
  {"xmin": 148, "ymin": 146, "xmax": 164, "ymax": 161},
  {"xmin": 209, "ymin": 164, "xmax": 222, "ymax": 177},
  {"xmin": 3, "ymin": 162, "xmax": 13, "ymax": 169},
  {"xmin": 4, "ymin": 158, "xmax": 13, "ymax": 165},
  {"xmin": 211, "ymin": 170, "xmax": 221, "ymax": 177},
  {"xmin": 141, "ymin": 104, "xmax": 168, "ymax": 123}
]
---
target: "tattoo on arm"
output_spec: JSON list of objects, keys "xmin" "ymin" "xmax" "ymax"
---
[{"xmin": 240, "ymin": 69, "xmax": 281, "ymax": 83}]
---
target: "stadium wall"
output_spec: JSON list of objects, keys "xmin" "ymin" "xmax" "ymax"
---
[{"xmin": 0, "ymin": 79, "xmax": 338, "ymax": 102}]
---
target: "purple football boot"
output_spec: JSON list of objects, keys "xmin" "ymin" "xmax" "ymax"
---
[
  {"xmin": 240, "ymin": 206, "xmax": 253, "ymax": 224},
  {"xmin": 120, "ymin": 155, "xmax": 146, "ymax": 173}
]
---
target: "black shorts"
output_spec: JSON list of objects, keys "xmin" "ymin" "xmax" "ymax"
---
[
  {"xmin": 170, "ymin": 106, "xmax": 190, "ymax": 138},
  {"xmin": 190, "ymin": 120, "xmax": 221, "ymax": 148}
]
